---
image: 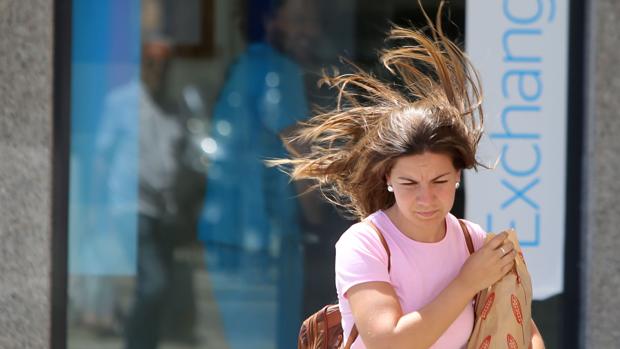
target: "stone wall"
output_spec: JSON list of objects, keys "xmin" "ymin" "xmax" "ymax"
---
[
  {"xmin": 0, "ymin": 0, "xmax": 53, "ymax": 347},
  {"xmin": 583, "ymin": 0, "xmax": 620, "ymax": 347}
]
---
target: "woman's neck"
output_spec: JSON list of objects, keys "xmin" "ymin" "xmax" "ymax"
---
[{"xmin": 384, "ymin": 206, "xmax": 446, "ymax": 243}]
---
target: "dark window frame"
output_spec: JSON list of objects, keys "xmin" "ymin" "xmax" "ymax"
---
[
  {"xmin": 51, "ymin": 0, "xmax": 72, "ymax": 348},
  {"xmin": 563, "ymin": 0, "xmax": 588, "ymax": 347}
]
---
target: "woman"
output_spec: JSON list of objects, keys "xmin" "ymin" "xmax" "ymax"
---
[{"xmin": 273, "ymin": 6, "xmax": 545, "ymax": 349}]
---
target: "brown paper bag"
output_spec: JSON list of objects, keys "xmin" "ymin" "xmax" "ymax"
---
[{"xmin": 467, "ymin": 229, "xmax": 533, "ymax": 349}]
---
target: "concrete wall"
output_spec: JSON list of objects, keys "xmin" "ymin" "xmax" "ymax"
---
[
  {"xmin": 0, "ymin": 0, "xmax": 53, "ymax": 347},
  {"xmin": 583, "ymin": 0, "xmax": 620, "ymax": 347}
]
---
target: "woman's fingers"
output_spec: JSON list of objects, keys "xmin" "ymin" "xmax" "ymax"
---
[
  {"xmin": 497, "ymin": 241, "xmax": 515, "ymax": 257},
  {"xmin": 486, "ymin": 232, "xmax": 509, "ymax": 250},
  {"xmin": 500, "ymin": 249, "xmax": 516, "ymax": 270},
  {"xmin": 500, "ymin": 260, "xmax": 514, "ymax": 274},
  {"xmin": 468, "ymin": 233, "xmax": 520, "ymax": 288}
]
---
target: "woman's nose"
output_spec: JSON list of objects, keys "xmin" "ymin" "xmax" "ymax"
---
[{"xmin": 415, "ymin": 185, "xmax": 434, "ymax": 204}]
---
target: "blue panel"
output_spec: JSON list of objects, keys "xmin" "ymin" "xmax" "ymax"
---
[{"xmin": 69, "ymin": 0, "xmax": 141, "ymax": 275}]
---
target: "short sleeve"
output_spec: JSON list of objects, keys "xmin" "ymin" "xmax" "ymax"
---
[
  {"xmin": 462, "ymin": 219, "xmax": 488, "ymax": 251},
  {"xmin": 335, "ymin": 223, "xmax": 391, "ymax": 298}
]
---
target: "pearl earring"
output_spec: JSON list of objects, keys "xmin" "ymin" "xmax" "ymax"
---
[
  {"xmin": 455, "ymin": 182, "xmax": 460, "ymax": 189},
  {"xmin": 387, "ymin": 184, "xmax": 394, "ymax": 192}
]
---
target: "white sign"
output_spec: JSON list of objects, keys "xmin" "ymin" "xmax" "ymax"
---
[{"xmin": 465, "ymin": 0, "xmax": 568, "ymax": 300}]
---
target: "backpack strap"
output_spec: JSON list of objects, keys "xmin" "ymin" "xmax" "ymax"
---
[
  {"xmin": 366, "ymin": 220, "xmax": 392, "ymax": 272},
  {"xmin": 343, "ymin": 326, "xmax": 358, "ymax": 349},
  {"xmin": 343, "ymin": 220, "xmax": 391, "ymax": 349},
  {"xmin": 458, "ymin": 219, "xmax": 475, "ymax": 255},
  {"xmin": 458, "ymin": 219, "xmax": 483, "ymax": 310}
]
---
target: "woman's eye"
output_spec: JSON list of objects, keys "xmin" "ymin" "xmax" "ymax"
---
[
  {"xmin": 434, "ymin": 181, "xmax": 448, "ymax": 184},
  {"xmin": 399, "ymin": 182, "xmax": 417, "ymax": 186}
]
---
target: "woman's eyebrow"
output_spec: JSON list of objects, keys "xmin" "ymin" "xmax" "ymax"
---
[
  {"xmin": 396, "ymin": 172, "xmax": 451, "ymax": 182},
  {"xmin": 432, "ymin": 172, "xmax": 451, "ymax": 180}
]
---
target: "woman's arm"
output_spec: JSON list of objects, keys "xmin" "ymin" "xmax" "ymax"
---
[
  {"xmin": 347, "ymin": 276, "xmax": 475, "ymax": 349},
  {"xmin": 531, "ymin": 319, "xmax": 545, "ymax": 349},
  {"xmin": 347, "ymin": 232, "xmax": 516, "ymax": 349}
]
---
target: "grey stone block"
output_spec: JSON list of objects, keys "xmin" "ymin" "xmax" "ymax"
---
[
  {"xmin": 0, "ymin": 0, "xmax": 53, "ymax": 348},
  {"xmin": 584, "ymin": 0, "xmax": 620, "ymax": 347}
]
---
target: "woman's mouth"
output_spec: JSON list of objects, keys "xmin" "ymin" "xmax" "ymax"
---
[{"xmin": 416, "ymin": 210, "xmax": 438, "ymax": 218}]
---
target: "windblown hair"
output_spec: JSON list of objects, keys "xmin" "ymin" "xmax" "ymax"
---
[{"xmin": 271, "ymin": 2, "xmax": 485, "ymax": 220}]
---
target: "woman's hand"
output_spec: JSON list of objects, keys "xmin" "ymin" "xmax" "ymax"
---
[{"xmin": 456, "ymin": 232, "xmax": 516, "ymax": 295}]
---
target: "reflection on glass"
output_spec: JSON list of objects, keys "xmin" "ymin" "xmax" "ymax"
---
[
  {"xmin": 67, "ymin": 1, "xmax": 560, "ymax": 349},
  {"xmin": 68, "ymin": 0, "xmax": 142, "ymax": 347},
  {"xmin": 196, "ymin": 0, "xmax": 310, "ymax": 347}
]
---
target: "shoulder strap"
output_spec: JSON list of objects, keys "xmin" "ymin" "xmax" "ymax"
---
[
  {"xmin": 343, "ymin": 326, "xmax": 358, "ymax": 349},
  {"xmin": 458, "ymin": 219, "xmax": 475, "ymax": 255},
  {"xmin": 458, "ymin": 219, "xmax": 482, "ymax": 311},
  {"xmin": 365, "ymin": 220, "xmax": 391, "ymax": 272},
  {"xmin": 343, "ymin": 220, "xmax": 391, "ymax": 349}
]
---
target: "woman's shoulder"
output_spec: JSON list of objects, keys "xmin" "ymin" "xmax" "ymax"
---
[
  {"xmin": 336, "ymin": 211, "xmax": 385, "ymax": 249},
  {"xmin": 337, "ymin": 222, "xmax": 377, "ymax": 247},
  {"xmin": 449, "ymin": 214, "xmax": 488, "ymax": 250},
  {"xmin": 334, "ymin": 212, "xmax": 391, "ymax": 290}
]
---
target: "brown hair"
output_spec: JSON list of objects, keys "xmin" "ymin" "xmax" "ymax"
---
[{"xmin": 271, "ymin": 2, "xmax": 485, "ymax": 220}]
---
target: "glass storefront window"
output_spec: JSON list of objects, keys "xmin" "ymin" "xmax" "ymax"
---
[{"xmin": 66, "ymin": 0, "xmax": 560, "ymax": 348}]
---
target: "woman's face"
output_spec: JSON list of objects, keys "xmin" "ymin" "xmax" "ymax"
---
[{"xmin": 386, "ymin": 152, "xmax": 461, "ymax": 232}]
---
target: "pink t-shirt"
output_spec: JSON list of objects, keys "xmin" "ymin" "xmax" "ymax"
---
[{"xmin": 335, "ymin": 211, "xmax": 486, "ymax": 349}]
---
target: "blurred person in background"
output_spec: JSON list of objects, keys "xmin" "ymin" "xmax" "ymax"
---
[
  {"xmin": 97, "ymin": 0, "xmax": 183, "ymax": 346},
  {"xmin": 197, "ymin": 0, "xmax": 318, "ymax": 347}
]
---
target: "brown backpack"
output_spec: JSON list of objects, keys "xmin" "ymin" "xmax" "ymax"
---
[{"xmin": 297, "ymin": 220, "xmax": 390, "ymax": 349}]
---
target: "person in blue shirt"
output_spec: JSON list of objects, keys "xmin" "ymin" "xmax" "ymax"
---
[{"xmin": 197, "ymin": 0, "xmax": 315, "ymax": 348}]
